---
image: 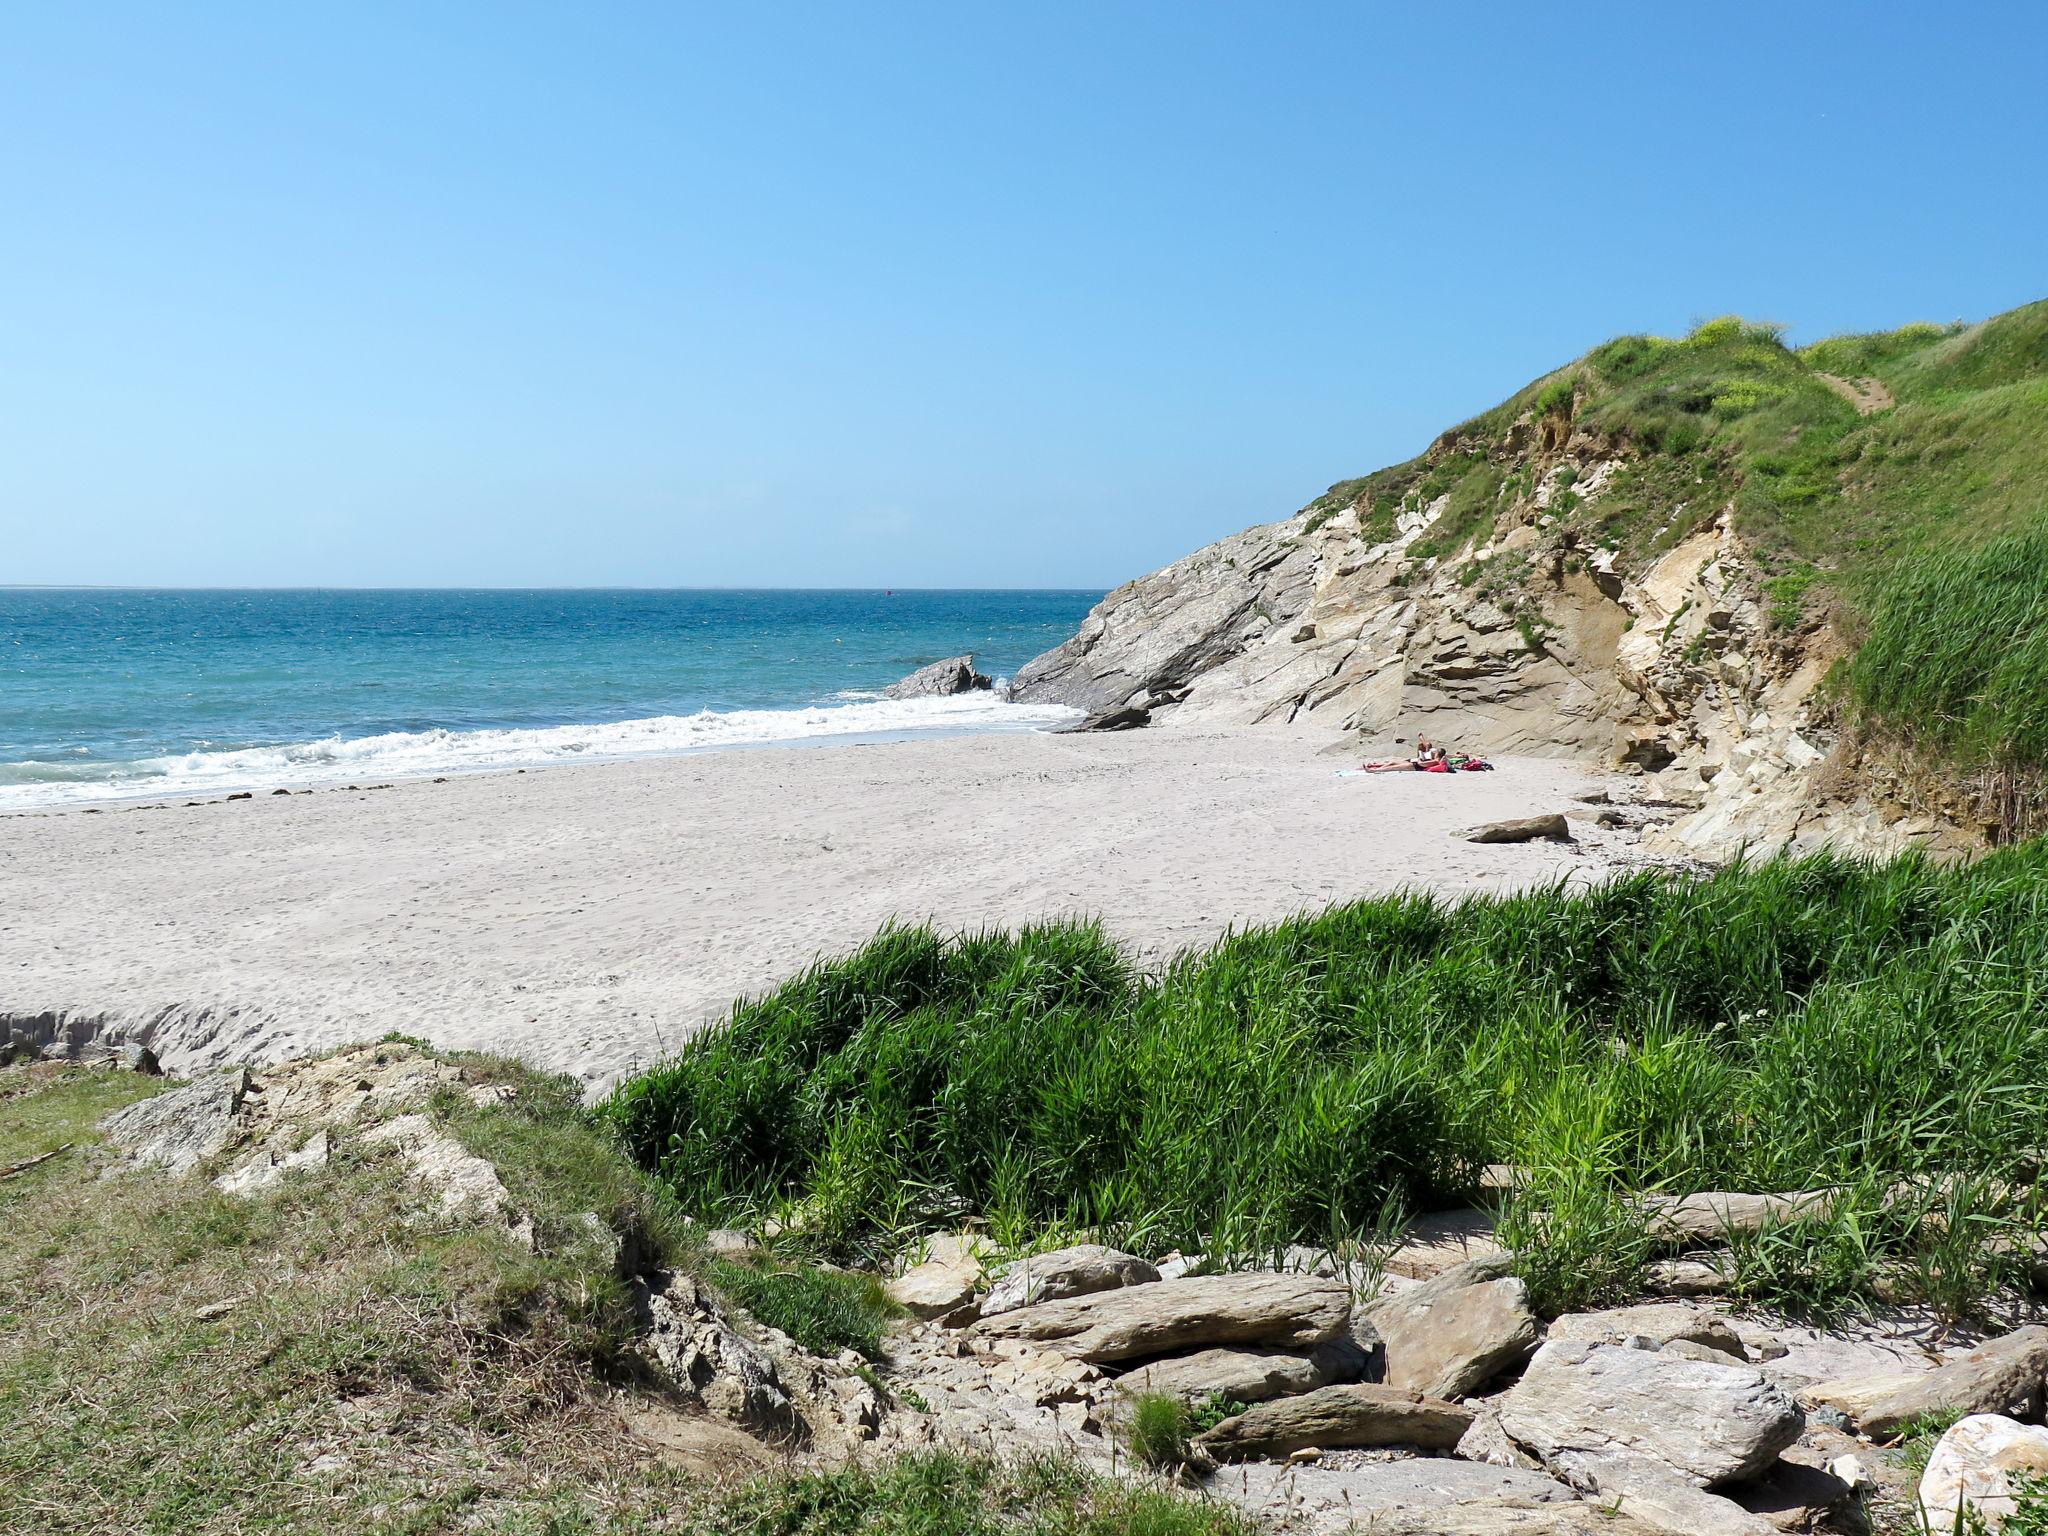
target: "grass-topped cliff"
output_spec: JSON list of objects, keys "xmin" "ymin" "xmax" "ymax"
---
[{"xmin": 1310, "ymin": 299, "xmax": 2048, "ymax": 785}]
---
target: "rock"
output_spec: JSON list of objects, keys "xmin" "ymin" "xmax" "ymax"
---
[
  {"xmin": 1062, "ymin": 705, "xmax": 1151, "ymax": 732},
  {"xmin": 1462, "ymin": 813, "xmax": 1572, "ymax": 844},
  {"xmin": 1497, "ymin": 1340, "xmax": 1804, "ymax": 1488},
  {"xmin": 1198, "ymin": 1383, "xmax": 1473, "ymax": 1459},
  {"xmin": 1639, "ymin": 1189, "xmax": 1838, "ymax": 1244},
  {"xmin": 1383, "ymin": 1208, "xmax": 1510, "ymax": 1281},
  {"xmin": 1365, "ymin": 1259, "xmax": 1539, "ymax": 1400},
  {"xmin": 1645, "ymin": 1254, "xmax": 1736, "ymax": 1297},
  {"xmin": 213, "ymin": 1129, "xmax": 332, "ymax": 1196},
  {"xmin": 1549, "ymin": 1303, "xmax": 1748, "ymax": 1362},
  {"xmin": 1727, "ymin": 1450, "xmax": 1862, "ymax": 1534},
  {"xmin": 100, "ymin": 1067, "xmax": 251, "ymax": 1176},
  {"xmin": 1802, "ymin": 1326, "xmax": 2048, "ymax": 1438},
  {"xmin": 637, "ymin": 1275, "xmax": 803, "ymax": 1442},
  {"xmin": 881, "ymin": 655, "xmax": 992, "ymax": 700},
  {"xmin": 1116, "ymin": 1338, "xmax": 1366, "ymax": 1405},
  {"xmin": 979, "ymin": 1244, "xmax": 1158, "ymax": 1317},
  {"xmin": 885, "ymin": 1234, "xmax": 986, "ymax": 1321},
  {"xmin": 1919, "ymin": 1415, "xmax": 2048, "ymax": 1533},
  {"xmin": 705, "ymin": 1228, "xmax": 762, "ymax": 1261},
  {"xmin": 362, "ymin": 1113, "xmax": 512, "ymax": 1222},
  {"xmin": 118, "ymin": 1042, "xmax": 163, "ymax": 1076},
  {"xmin": 1457, "ymin": 1394, "xmax": 1544, "ymax": 1471},
  {"xmin": 1221, "ymin": 1457, "xmax": 1578, "ymax": 1526},
  {"xmin": 1571, "ymin": 1455, "xmax": 1783, "ymax": 1536},
  {"xmin": 973, "ymin": 1272, "xmax": 1351, "ymax": 1364}
]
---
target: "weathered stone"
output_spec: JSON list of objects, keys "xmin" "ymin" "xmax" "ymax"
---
[
  {"xmin": 885, "ymin": 1234, "xmax": 985, "ymax": 1321},
  {"xmin": 1497, "ymin": 1340, "xmax": 1804, "ymax": 1488},
  {"xmin": 363, "ymin": 1112, "xmax": 512, "ymax": 1221},
  {"xmin": 1645, "ymin": 1254, "xmax": 1736, "ymax": 1297},
  {"xmin": 1569, "ymin": 1455, "xmax": 1783, "ymax": 1536},
  {"xmin": 1639, "ymin": 1189, "xmax": 1839, "ymax": 1244},
  {"xmin": 213, "ymin": 1128, "xmax": 332, "ymax": 1197},
  {"xmin": 1549, "ymin": 1302, "xmax": 1747, "ymax": 1361},
  {"xmin": 1802, "ymin": 1326, "xmax": 2048, "ymax": 1437},
  {"xmin": 1365, "ymin": 1259, "xmax": 1539, "ymax": 1400},
  {"xmin": 1222, "ymin": 1457, "xmax": 1577, "ymax": 1527},
  {"xmin": 1383, "ymin": 1208, "xmax": 1510, "ymax": 1280},
  {"xmin": 1116, "ymin": 1338, "xmax": 1365, "ymax": 1405},
  {"xmin": 881, "ymin": 655, "xmax": 991, "ymax": 700},
  {"xmin": 1919, "ymin": 1414, "xmax": 2048, "ymax": 1533},
  {"xmin": 973, "ymin": 1272, "xmax": 1350, "ymax": 1363},
  {"xmin": 1727, "ymin": 1449, "xmax": 1862, "ymax": 1535},
  {"xmin": 1064, "ymin": 705, "xmax": 1151, "ymax": 732},
  {"xmin": 1198, "ymin": 1383, "xmax": 1472, "ymax": 1459},
  {"xmin": 1463, "ymin": 813, "xmax": 1572, "ymax": 844},
  {"xmin": 100, "ymin": 1067, "xmax": 251, "ymax": 1175},
  {"xmin": 979, "ymin": 1244, "xmax": 1157, "ymax": 1317},
  {"xmin": 637, "ymin": 1275, "xmax": 802, "ymax": 1442}
]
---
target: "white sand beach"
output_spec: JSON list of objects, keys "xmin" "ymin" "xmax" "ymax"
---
[{"xmin": 3, "ymin": 729, "xmax": 1637, "ymax": 1090}]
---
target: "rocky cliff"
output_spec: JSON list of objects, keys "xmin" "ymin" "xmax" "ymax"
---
[{"xmin": 1013, "ymin": 306, "xmax": 2048, "ymax": 861}]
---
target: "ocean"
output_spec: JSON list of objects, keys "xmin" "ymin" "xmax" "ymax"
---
[{"xmin": 0, "ymin": 588, "xmax": 1100, "ymax": 809}]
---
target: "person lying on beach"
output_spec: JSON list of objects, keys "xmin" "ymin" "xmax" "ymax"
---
[{"xmin": 1358, "ymin": 737, "xmax": 1456, "ymax": 772}]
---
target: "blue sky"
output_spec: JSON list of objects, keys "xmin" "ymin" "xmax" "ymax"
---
[{"xmin": 4, "ymin": 3, "xmax": 2044, "ymax": 589}]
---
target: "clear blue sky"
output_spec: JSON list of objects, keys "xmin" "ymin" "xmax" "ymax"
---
[{"xmin": 4, "ymin": 3, "xmax": 2043, "ymax": 589}]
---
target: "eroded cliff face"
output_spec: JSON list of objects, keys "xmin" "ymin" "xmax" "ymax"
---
[{"xmin": 1014, "ymin": 426, "xmax": 1975, "ymax": 861}]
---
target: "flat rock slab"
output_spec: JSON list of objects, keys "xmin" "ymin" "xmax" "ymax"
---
[
  {"xmin": 1549, "ymin": 1303, "xmax": 1747, "ymax": 1361},
  {"xmin": 1384, "ymin": 1208, "xmax": 1510, "ymax": 1280},
  {"xmin": 1639, "ymin": 1189, "xmax": 1837, "ymax": 1244},
  {"xmin": 979, "ymin": 1243, "xmax": 1157, "ymax": 1317},
  {"xmin": 101, "ymin": 1068, "xmax": 250, "ymax": 1176},
  {"xmin": 1497, "ymin": 1340, "xmax": 1804, "ymax": 1488},
  {"xmin": 1803, "ymin": 1325, "xmax": 2048, "ymax": 1437},
  {"xmin": 1116, "ymin": 1339, "xmax": 1364, "ymax": 1405},
  {"xmin": 972, "ymin": 1271, "xmax": 1350, "ymax": 1363},
  {"xmin": 1225, "ymin": 1456, "xmax": 1575, "ymax": 1523},
  {"xmin": 1463, "ymin": 813, "xmax": 1571, "ymax": 844},
  {"xmin": 1920, "ymin": 1413, "xmax": 2048, "ymax": 1532},
  {"xmin": 1200, "ymin": 1383, "xmax": 1473, "ymax": 1459},
  {"xmin": 1366, "ymin": 1262, "xmax": 1539, "ymax": 1400}
]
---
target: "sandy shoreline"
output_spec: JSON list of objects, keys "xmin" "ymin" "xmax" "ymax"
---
[{"xmin": 4, "ymin": 728, "xmax": 1640, "ymax": 1090}]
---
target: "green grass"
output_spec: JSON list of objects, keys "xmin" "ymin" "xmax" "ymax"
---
[
  {"xmin": 605, "ymin": 846, "xmax": 2048, "ymax": 1316},
  {"xmin": 697, "ymin": 1451, "xmax": 1252, "ymax": 1536},
  {"xmin": 704, "ymin": 1256, "xmax": 898, "ymax": 1359},
  {"xmin": 1847, "ymin": 527, "xmax": 2048, "ymax": 776},
  {"xmin": 1121, "ymin": 1394, "xmax": 1193, "ymax": 1471}
]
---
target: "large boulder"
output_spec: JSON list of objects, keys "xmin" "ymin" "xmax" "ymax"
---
[
  {"xmin": 1802, "ymin": 1325, "xmax": 2048, "ymax": 1437},
  {"xmin": 1919, "ymin": 1414, "xmax": 2048, "ymax": 1533},
  {"xmin": 978, "ymin": 1244, "xmax": 1157, "ymax": 1317},
  {"xmin": 885, "ymin": 1234, "xmax": 986, "ymax": 1321},
  {"xmin": 972, "ymin": 1272, "xmax": 1350, "ymax": 1363},
  {"xmin": 1365, "ymin": 1259, "xmax": 1540, "ymax": 1400},
  {"xmin": 1198, "ymin": 1382, "xmax": 1473, "ymax": 1459},
  {"xmin": 882, "ymin": 655, "xmax": 991, "ymax": 700},
  {"xmin": 100, "ymin": 1068, "xmax": 250, "ymax": 1176},
  {"xmin": 1568, "ymin": 1456, "xmax": 1784, "ymax": 1536},
  {"xmin": 1496, "ymin": 1340, "xmax": 1804, "ymax": 1489},
  {"xmin": 1116, "ymin": 1337, "xmax": 1366, "ymax": 1405}
]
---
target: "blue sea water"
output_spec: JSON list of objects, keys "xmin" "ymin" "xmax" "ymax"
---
[{"xmin": 0, "ymin": 589, "xmax": 1100, "ymax": 808}]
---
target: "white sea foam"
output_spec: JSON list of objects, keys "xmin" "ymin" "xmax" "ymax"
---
[{"xmin": 0, "ymin": 694, "xmax": 1083, "ymax": 810}]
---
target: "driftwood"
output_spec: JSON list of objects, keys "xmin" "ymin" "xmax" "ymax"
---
[{"xmin": 0, "ymin": 1142, "xmax": 72, "ymax": 1179}]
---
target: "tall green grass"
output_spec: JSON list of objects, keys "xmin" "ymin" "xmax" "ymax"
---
[
  {"xmin": 604, "ymin": 848, "xmax": 2048, "ymax": 1313},
  {"xmin": 1848, "ymin": 527, "xmax": 2048, "ymax": 773}
]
